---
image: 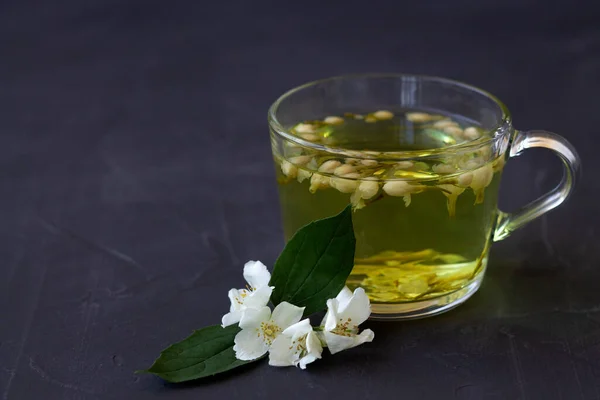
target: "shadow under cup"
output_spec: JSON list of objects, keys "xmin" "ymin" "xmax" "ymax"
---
[{"xmin": 268, "ymin": 74, "xmax": 579, "ymax": 320}]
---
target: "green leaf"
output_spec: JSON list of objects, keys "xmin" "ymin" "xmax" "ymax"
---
[
  {"xmin": 270, "ymin": 205, "xmax": 356, "ymax": 316},
  {"xmin": 139, "ymin": 324, "xmax": 257, "ymax": 383}
]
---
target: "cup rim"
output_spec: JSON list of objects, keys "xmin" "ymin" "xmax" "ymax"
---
[{"xmin": 267, "ymin": 73, "xmax": 512, "ymax": 159}]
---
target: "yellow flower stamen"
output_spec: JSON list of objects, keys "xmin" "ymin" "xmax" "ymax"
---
[
  {"xmin": 259, "ymin": 321, "xmax": 282, "ymax": 345},
  {"xmin": 332, "ymin": 318, "xmax": 358, "ymax": 337}
]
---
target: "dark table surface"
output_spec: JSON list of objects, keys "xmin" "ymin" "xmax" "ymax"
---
[{"xmin": 1, "ymin": 0, "xmax": 599, "ymax": 399}]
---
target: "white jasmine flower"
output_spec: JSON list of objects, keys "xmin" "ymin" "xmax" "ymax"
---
[
  {"xmin": 470, "ymin": 164, "xmax": 494, "ymax": 204},
  {"xmin": 268, "ymin": 319, "xmax": 323, "ymax": 369},
  {"xmin": 437, "ymin": 184, "xmax": 465, "ymax": 217},
  {"xmin": 281, "ymin": 160, "xmax": 298, "ymax": 178},
  {"xmin": 321, "ymin": 287, "xmax": 374, "ymax": 354},
  {"xmin": 233, "ymin": 302, "xmax": 304, "ymax": 361},
  {"xmin": 221, "ymin": 260, "xmax": 274, "ymax": 327},
  {"xmin": 350, "ymin": 178, "xmax": 379, "ymax": 209}
]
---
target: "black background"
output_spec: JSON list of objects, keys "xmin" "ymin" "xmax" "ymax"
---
[{"xmin": 1, "ymin": 0, "xmax": 599, "ymax": 399}]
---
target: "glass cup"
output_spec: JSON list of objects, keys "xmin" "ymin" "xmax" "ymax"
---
[{"xmin": 268, "ymin": 74, "xmax": 580, "ymax": 320}]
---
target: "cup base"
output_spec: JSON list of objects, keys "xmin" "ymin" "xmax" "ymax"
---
[{"xmin": 368, "ymin": 273, "xmax": 483, "ymax": 320}]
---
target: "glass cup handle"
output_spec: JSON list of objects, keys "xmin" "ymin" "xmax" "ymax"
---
[{"xmin": 493, "ymin": 130, "xmax": 581, "ymax": 241}]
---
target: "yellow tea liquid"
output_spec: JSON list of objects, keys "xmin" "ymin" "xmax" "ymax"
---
[{"xmin": 273, "ymin": 110, "xmax": 505, "ymax": 308}]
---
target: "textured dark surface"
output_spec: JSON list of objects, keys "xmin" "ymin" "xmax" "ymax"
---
[{"xmin": 1, "ymin": 0, "xmax": 599, "ymax": 399}]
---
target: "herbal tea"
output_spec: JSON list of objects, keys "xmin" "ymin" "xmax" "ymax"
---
[{"xmin": 272, "ymin": 110, "xmax": 506, "ymax": 314}]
